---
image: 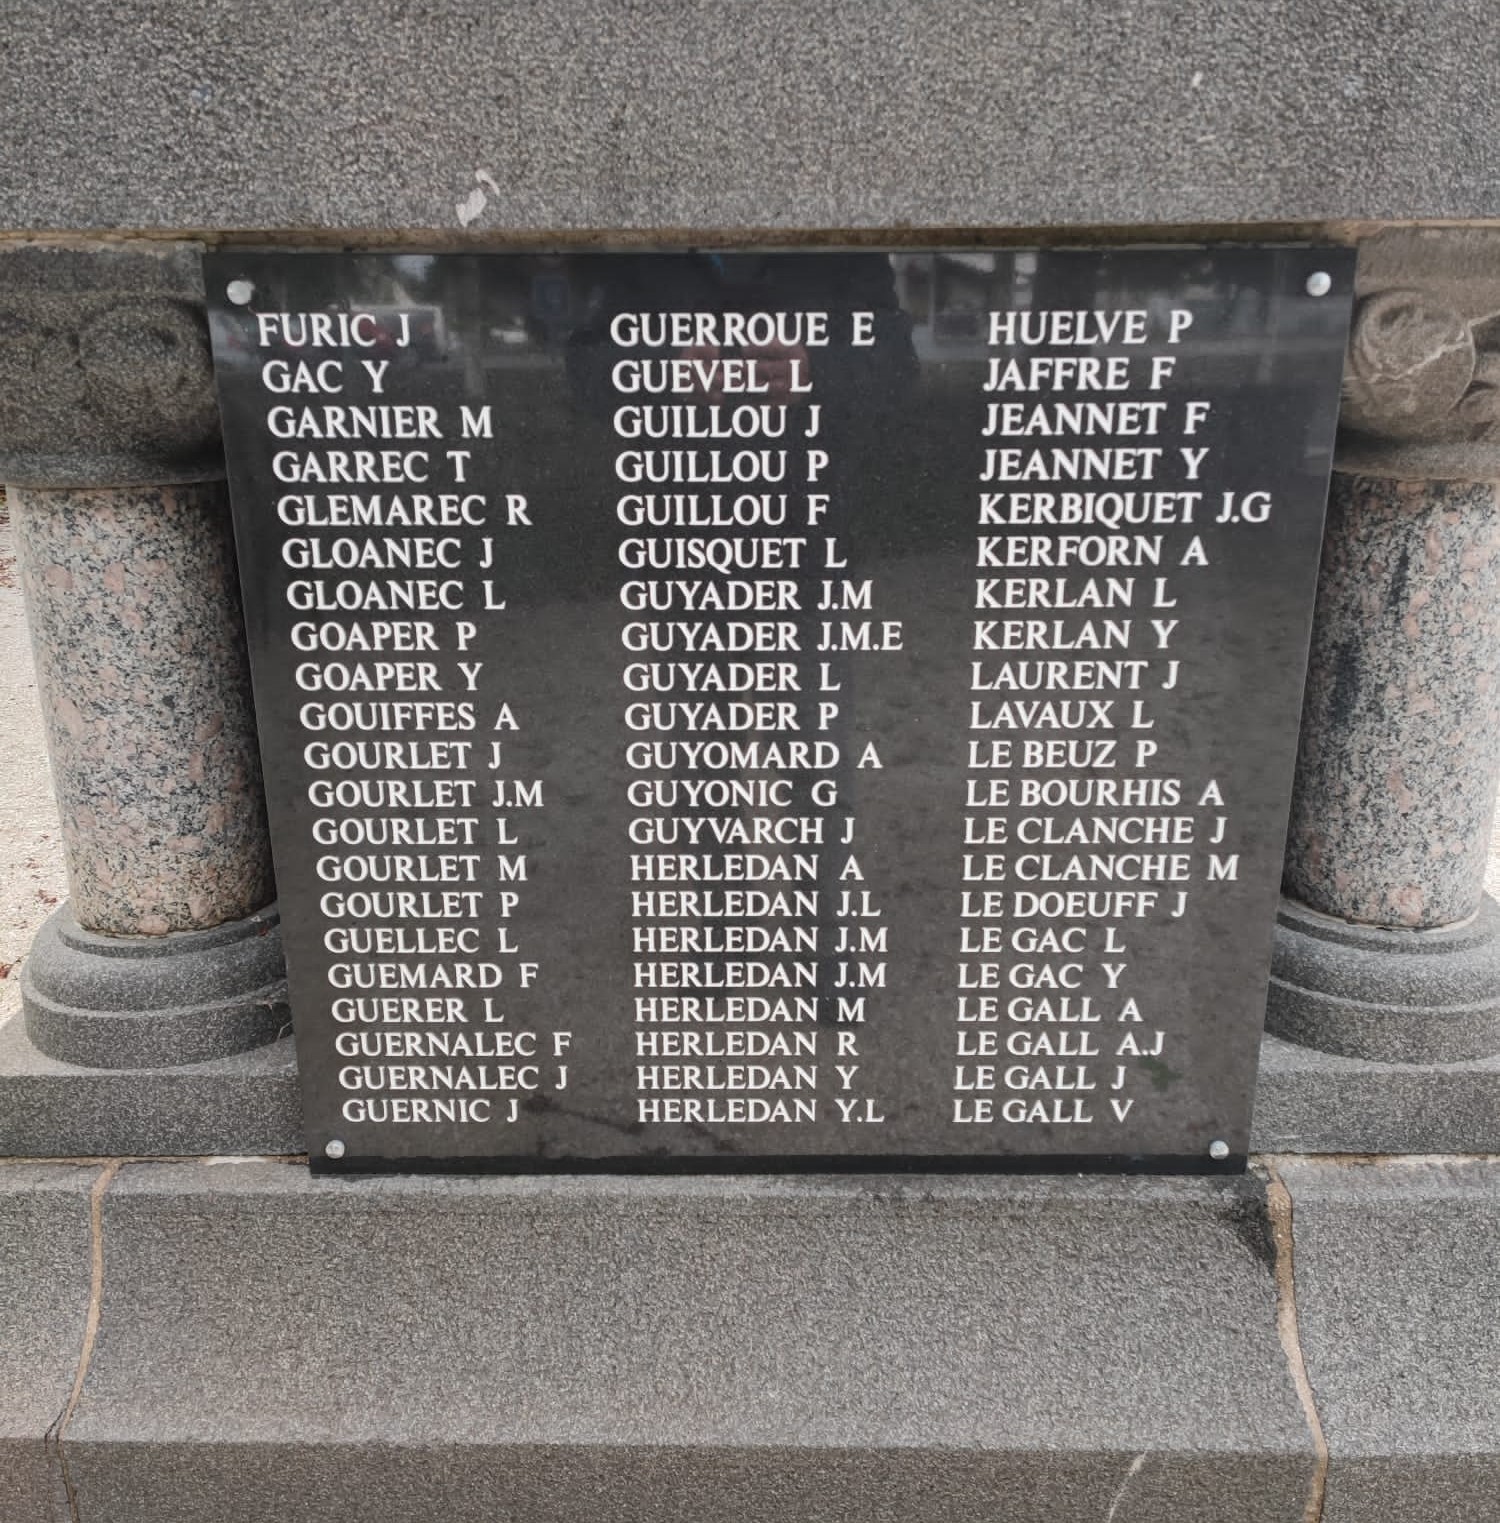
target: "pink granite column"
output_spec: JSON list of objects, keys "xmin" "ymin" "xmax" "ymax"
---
[
  {"xmin": 13, "ymin": 483, "xmax": 272, "ymax": 934},
  {"xmin": 0, "ymin": 241, "xmax": 286, "ymax": 1070},
  {"xmin": 1269, "ymin": 231, "xmax": 1500, "ymax": 1063},
  {"xmin": 1285, "ymin": 473, "xmax": 1500, "ymax": 930}
]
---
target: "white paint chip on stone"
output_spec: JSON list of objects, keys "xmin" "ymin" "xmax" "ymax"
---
[{"xmin": 457, "ymin": 168, "xmax": 501, "ymax": 227}]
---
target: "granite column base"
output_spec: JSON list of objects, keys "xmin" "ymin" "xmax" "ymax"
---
[
  {"xmin": 1273, "ymin": 467, "xmax": 1500, "ymax": 1064},
  {"xmin": 1266, "ymin": 894, "xmax": 1500, "ymax": 1064},
  {"xmin": 20, "ymin": 902, "xmax": 288, "ymax": 1070},
  {"xmin": 10, "ymin": 479, "xmax": 284, "ymax": 1071}
]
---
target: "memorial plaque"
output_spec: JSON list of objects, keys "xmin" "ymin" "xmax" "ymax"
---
[{"xmin": 206, "ymin": 247, "xmax": 1353, "ymax": 1173}]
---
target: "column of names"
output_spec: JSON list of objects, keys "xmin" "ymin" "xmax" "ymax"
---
[
  {"xmin": 248, "ymin": 308, "xmax": 570, "ymax": 1141},
  {"xmin": 607, "ymin": 309, "xmax": 898, "ymax": 1132},
  {"xmin": 954, "ymin": 303, "xmax": 1254, "ymax": 1137}
]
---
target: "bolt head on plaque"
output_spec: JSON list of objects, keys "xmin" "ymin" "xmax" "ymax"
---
[
  {"xmin": 226, "ymin": 279, "xmax": 255, "ymax": 306},
  {"xmin": 324, "ymin": 1139, "xmax": 346, "ymax": 1160}
]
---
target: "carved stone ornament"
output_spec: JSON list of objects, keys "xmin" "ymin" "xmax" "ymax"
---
[
  {"xmin": 0, "ymin": 242, "xmax": 223, "ymax": 486},
  {"xmin": 1337, "ymin": 228, "xmax": 1500, "ymax": 480}
]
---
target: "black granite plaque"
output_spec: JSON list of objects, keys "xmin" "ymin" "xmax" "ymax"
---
[{"xmin": 207, "ymin": 247, "xmax": 1353, "ymax": 1173}]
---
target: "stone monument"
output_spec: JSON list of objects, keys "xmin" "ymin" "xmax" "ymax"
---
[{"xmin": 3, "ymin": 6, "xmax": 1500, "ymax": 1522}]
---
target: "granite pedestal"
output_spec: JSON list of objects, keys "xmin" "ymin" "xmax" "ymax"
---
[
  {"xmin": 3, "ymin": 22, "xmax": 1500, "ymax": 1519},
  {"xmin": 0, "ymin": 244, "xmax": 288, "ymax": 1076},
  {"xmin": 1271, "ymin": 230, "xmax": 1500, "ymax": 1071}
]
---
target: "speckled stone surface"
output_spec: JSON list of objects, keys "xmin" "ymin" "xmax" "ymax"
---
[
  {"xmin": 2, "ymin": 2, "xmax": 1500, "ymax": 234},
  {"xmin": 11, "ymin": 482, "xmax": 273, "ymax": 935},
  {"xmin": 0, "ymin": 1162, "xmax": 97, "ymax": 1523},
  {"xmin": 1254, "ymin": 1032, "xmax": 1500, "ymax": 1153},
  {"xmin": 1334, "ymin": 228, "xmax": 1500, "ymax": 485},
  {"xmin": 1266, "ymin": 895, "xmax": 1500, "ymax": 1062},
  {"xmin": 21, "ymin": 901, "xmax": 290, "ymax": 1069},
  {"xmin": 0, "ymin": 1011, "xmax": 301, "ymax": 1153},
  {"xmin": 0, "ymin": 242, "xmax": 222, "ymax": 488},
  {"xmin": 1275, "ymin": 1157, "xmax": 1500, "ymax": 1523},
  {"xmin": 1285, "ymin": 471, "xmax": 1500, "ymax": 930},
  {"xmin": 57, "ymin": 1164, "xmax": 1315, "ymax": 1523}
]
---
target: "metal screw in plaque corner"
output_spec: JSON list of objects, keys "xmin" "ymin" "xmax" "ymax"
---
[
  {"xmin": 1208, "ymin": 1139, "xmax": 1231, "ymax": 1161},
  {"xmin": 324, "ymin": 1139, "xmax": 346, "ymax": 1160},
  {"xmin": 1305, "ymin": 271, "xmax": 1333, "ymax": 297},
  {"xmin": 226, "ymin": 279, "xmax": 255, "ymax": 306}
]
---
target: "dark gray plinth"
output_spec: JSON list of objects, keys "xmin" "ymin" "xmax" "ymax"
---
[
  {"xmin": 0, "ymin": 1016, "xmax": 301, "ymax": 1158},
  {"xmin": 21, "ymin": 904, "xmax": 289, "ymax": 1070},
  {"xmin": 0, "ymin": 1163, "xmax": 98, "ymax": 1523},
  {"xmin": 1275, "ymin": 1157, "xmax": 1500, "ymax": 1523},
  {"xmin": 8, "ymin": 1160, "xmax": 1500, "ymax": 1522},
  {"xmin": 1266, "ymin": 896, "xmax": 1500, "ymax": 1064},
  {"xmin": 55, "ymin": 1163, "xmax": 1316, "ymax": 1523},
  {"xmin": 3, "ymin": 2, "xmax": 1500, "ymax": 234},
  {"xmin": 1252, "ymin": 1034, "xmax": 1500, "ymax": 1154}
]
